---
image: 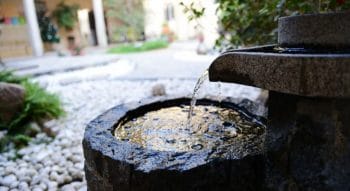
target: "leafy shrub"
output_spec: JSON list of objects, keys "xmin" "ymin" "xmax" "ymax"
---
[
  {"xmin": 0, "ymin": 71, "xmax": 64, "ymax": 150},
  {"xmin": 181, "ymin": 0, "xmax": 350, "ymax": 48},
  {"xmin": 52, "ymin": 1, "xmax": 79, "ymax": 30}
]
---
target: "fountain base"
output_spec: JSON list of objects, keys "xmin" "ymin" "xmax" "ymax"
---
[
  {"xmin": 266, "ymin": 92, "xmax": 350, "ymax": 190},
  {"xmin": 83, "ymin": 97, "xmax": 266, "ymax": 191}
]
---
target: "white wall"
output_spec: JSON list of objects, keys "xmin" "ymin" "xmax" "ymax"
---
[
  {"xmin": 144, "ymin": 0, "xmax": 219, "ymax": 47},
  {"xmin": 144, "ymin": 0, "xmax": 165, "ymax": 38}
]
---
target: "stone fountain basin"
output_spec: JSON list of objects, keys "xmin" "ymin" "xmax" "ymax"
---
[{"xmin": 83, "ymin": 97, "xmax": 266, "ymax": 191}]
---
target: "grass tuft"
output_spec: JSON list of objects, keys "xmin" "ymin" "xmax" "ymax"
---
[{"xmin": 108, "ymin": 40, "xmax": 169, "ymax": 54}]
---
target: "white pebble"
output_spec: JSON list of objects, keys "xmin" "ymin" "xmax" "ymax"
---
[
  {"xmin": 17, "ymin": 176, "xmax": 31, "ymax": 183},
  {"xmin": 0, "ymin": 186, "xmax": 9, "ymax": 191},
  {"xmin": 0, "ymin": 174, "xmax": 17, "ymax": 187},
  {"xmin": 9, "ymin": 181, "xmax": 18, "ymax": 189},
  {"xmin": 32, "ymin": 187, "xmax": 43, "ymax": 191},
  {"xmin": 18, "ymin": 182, "xmax": 29, "ymax": 191}
]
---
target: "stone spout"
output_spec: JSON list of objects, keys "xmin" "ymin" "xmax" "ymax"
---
[{"xmin": 208, "ymin": 45, "xmax": 350, "ymax": 98}]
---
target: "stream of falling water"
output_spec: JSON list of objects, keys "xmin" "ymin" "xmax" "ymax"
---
[
  {"xmin": 187, "ymin": 70, "xmax": 209, "ymax": 130},
  {"xmin": 217, "ymin": 82, "xmax": 222, "ymax": 102}
]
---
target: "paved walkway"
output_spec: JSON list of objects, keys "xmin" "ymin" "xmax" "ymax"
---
[
  {"xmin": 116, "ymin": 41, "xmax": 216, "ymax": 79},
  {"xmin": 2, "ymin": 41, "xmax": 217, "ymax": 82},
  {"xmin": 2, "ymin": 54, "xmax": 120, "ymax": 77}
]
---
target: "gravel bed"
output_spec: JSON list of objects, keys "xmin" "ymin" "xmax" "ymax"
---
[{"xmin": 0, "ymin": 78, "xmax": 261, "ymax": 191}]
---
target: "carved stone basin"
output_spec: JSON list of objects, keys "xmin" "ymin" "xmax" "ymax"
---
[{"xmin": 83, "ymin": 97, "xmax": 266, "ymax": 191}]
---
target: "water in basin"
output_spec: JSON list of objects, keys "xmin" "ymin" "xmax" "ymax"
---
[
  {"xmin": 115, "ymin": 69, "xmax": 265, "ymax": 154},
  {"xmin": 115, "ymin": 104, "xmax": 264, "ymax": 152}
]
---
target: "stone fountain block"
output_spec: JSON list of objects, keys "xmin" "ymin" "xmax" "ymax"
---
[
  {"xmin": 209, "ymin": 46, "xmax": 350, "ymax": 190},
  {"xmin": 278, "ymin": 12, "xmax": 350, "ymax": 49},
  {"xmin": 266, "ymin": 92, "xmax": 350, "ymax": 190},
  {"xmin": 208, "ymin": 11, "xmax": 350, "ymax": 190},
  {"xmin": 83, "ymin": 97, "xmax": 266, "ymax": 191}
]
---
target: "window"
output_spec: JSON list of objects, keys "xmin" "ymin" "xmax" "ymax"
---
[{"xmin": 165, "ymin": 4, "xmax": 175, "ymax": 21}]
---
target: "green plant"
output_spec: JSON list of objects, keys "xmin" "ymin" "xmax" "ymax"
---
[
  {"xmin": 181, "ymin": 0, "xmax": 350, "ymax": 48},
  {"xmin": 52, "ymin": 1, "xmax": 79, "ymax": 30},
  {"xmin": 216, "ymin": 0, "xmax": 280, "ymax": 48},
  {"xmin": 0, "ymin": 70, "xmax": 27, "ymax": 84},
  {"xmin": 180, "ymin": 2, "xmax": 205, "ymax": 21},
  {"xmin": 36, "ymin": 5, "xmax": 60, "ymax": 43},
  {"xmin": 38, "ymin": 16, "xmax": 60, "ymax": 43},
  {"xmin": 108, "ymin": 40, "xmax": 168, "ymax": 53},
  {"xmin": 0, "ymin": 71, "xmax": 64, "ymax": 150}
]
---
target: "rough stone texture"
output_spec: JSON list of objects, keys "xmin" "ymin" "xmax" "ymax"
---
[
  {"xmin": 265, "ymin": 92, "xmax": 350, "ymax": 191},
  {"xmin": 278, "ymin": 12, "xmax": 350, "ymax": 49},
  {"xmin": 209, "ymin": 46, "xmax": 350, "ymax": 98},
  {"xmin": 83, "ymin": 97, "xmax": 266, "ymax": 191},
  {"xmin": 0, "ymin": 82, "xmax": 25, "ymax": 123},
  {"xmin": 207, "ymin": 12, "xmax": 350, "ymax": 191}
]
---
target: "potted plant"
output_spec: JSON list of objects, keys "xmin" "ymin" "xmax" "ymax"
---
[
  {"xmin": 51, "ymin": 1, "xmax": 80, "ymax": 55},
  {"xmin": 38, "ymin": 15, "xmax": 60, "ymax": 51},
  {"xmin": 52, "ymin": 1, "xmax": 79, "ymax": 31},
  {"xmin": 36, "ymin": 3, "xmax": 60, "ymax": 52}
]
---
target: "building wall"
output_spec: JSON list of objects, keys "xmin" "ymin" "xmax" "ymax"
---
[
  {"xmin": 0, "ymin": 0, "xmax": 94, "ymax": 57},
  {"xmin": 43, "ymin": 0, "xmax": 93, "ymax": 50},
  {"xmin": 0, "ymin": 0, "xmax": 24, "ymax": 17},
  {"xmin": 143, "ymin": 0, "xmax": 219, "ymax": 47},
  {"xmin": 143, "ymin": 0, "xmax": 165, "ymax": 39},
  {"xmin": 0, "ymin": 0, "xmax": 31, "ymax": 58}
]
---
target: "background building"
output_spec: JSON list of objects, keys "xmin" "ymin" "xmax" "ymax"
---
[
  {"xmin": 0, "ymin": 0, "xmax": 218, "ymax": 59},
  {"xmin": 0, "ymin": 0, "xmax": 107, "ymax": 58},
  {"xmin": 144, "ymin": 0, "xmax": 218, "ymax": 45}
]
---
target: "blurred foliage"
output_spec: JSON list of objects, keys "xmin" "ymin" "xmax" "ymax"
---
[
  {"xmin": 0, "ymin": 71, "xmax": 65, "ymax": 151},
  {"xmin": 36, "ymin": 2, "xmax": 60, "ymax": 43},
  {"xmin": 105, "ymin": 0, "xmax": 145, "ymax": 42},
  {"xmin": 52, "ymin": 1, "xmax": 79, "ymax": 30},
  {"xmin": 181, "ymin": 0, "xmax": 350, "ymax": 48},
  {"xmin": 180, "ymin": 2, "xmax": 206, "ymax": 21},
  {"xmin": 38, "ymin": 16, "xmax": 60, "ymax": 43},
  {"xmin": 108, "ymin": 39, "xmax": 168, "ymax": 53},
  {"xmin": 0, "ymin": 134, "xmax": 32, "ymax": 152}
]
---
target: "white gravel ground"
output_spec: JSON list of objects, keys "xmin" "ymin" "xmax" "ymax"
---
[{"xmin": 0, "ymin": 78, "xmax": 261, "ymax": 191}]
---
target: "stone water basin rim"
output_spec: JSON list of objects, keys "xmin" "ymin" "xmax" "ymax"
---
[{"xmin": 83, "ymin": 97, "xmax": 266, "ymax": 173}]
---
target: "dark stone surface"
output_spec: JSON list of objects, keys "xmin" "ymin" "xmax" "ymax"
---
[
  {"xmin": 83, "ymin": 97, "xmax": 266, "ymax": 191},
  {"xmin": 208, "ymin": 46, "xmax": 350, "ymax": 98},
  {"xmin": 265, "ymin": 92, "xmax": 350, "ymax": 191},
  {"xmin": 0, "ymin": 82, "xmax": 25, "ymax": 123},
  {"xmin": 208, "ymin": 12, "xmax": 350, "ymax": 190},
  {"xmin": 278, "ymin": 12, "xmax": 350, "ymax": 49}
]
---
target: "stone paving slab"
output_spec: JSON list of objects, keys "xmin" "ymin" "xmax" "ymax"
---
[{"xmin": 2, "ymin": 54, "xmax": 120, "ymax": 77}]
